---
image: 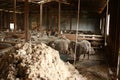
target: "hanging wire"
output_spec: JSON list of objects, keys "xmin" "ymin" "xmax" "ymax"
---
[{"xmin": 74, "ymin": 0, "xmax": 80, "ymax": 65}]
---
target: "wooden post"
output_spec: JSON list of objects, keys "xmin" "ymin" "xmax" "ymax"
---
[
  {"xmin": 117, "ymin": 49, "xmax": 120, "ymax": 80},
  {"xmin": 46, "ymin": 7, "xmax": 49, "ymax": 29},
  {"xmin": 116, "ymin": 0, "xmax": 120, "ymax": 79},
  {"xmin": 105, "ymin": 0, "xmax": 109, "ymax": 46},
  {"xmin": 118, "ymin": 36, "xmax": 120, "ymax": 80},
  {"xmin": 6, "ymin": 12, "xmax": 10, "ymax": 29},
  {"xmin": 0, "ymin": 10, "xmax": 2, "ymax": 30},
  {"xmin": 47, "ymin": 7, "xmax": 50, "ymax": 29},
  {"xmin": 49, "ymin": 8, "xmax": 52, "ymax": 30},
  {"xmin": 70, "ymin": 17, "xmax": 72, "ymax": 30},
  {"xmin": 40, "ymin": 3, "xmax": 43, "ymax": 31},
  {"xmin": 58, "ymin": 1, "xmax": 61, "ymax": 34},
  {"xmin": 13, "ymin": 0, "xmax": 17, "ymax": 31},
  {"xmin": 3, "ymin": 12, "xmax": 6, "ymax": 29},
  {"xmin": 74, "ymin": 0, "xmax": 80, "ymax": 65},
  {"xmin": 24, "ymin": 0, "xmax": 29, "ymax": 41}
]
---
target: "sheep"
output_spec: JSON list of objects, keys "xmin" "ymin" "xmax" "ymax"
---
[
  {"xmin": 47, "ymin": 38, "xmax": 70, "ymax": 54},
  {"xmin": 69, "ymin": 40, "xmax": 94, "ymax": 61}
]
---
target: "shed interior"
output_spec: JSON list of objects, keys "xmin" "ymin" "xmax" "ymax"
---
[{"xmin": 0, "ymin": 0, "xmax": 120, "ymax": 80}]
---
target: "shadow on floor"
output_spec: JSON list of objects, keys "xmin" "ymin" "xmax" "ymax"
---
[{"xmin": 67, "ymin": 49, "xmax": 112, "ymax": 80}]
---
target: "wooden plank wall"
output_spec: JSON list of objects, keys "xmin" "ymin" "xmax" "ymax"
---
[{"xmin": 105, "ymin": 0, "xmax": 120, "ymax": 77}]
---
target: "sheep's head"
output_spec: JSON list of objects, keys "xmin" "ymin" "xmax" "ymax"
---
[{"xmin": 68, "ymin": 41, "xmax": 76, "ymax": 51}]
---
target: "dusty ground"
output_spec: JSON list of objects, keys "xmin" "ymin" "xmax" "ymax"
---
[{"xmin": 68, "ymin": 49, "xmax": 112, "ymax": 80}]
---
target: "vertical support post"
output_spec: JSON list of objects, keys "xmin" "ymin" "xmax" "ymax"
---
[
  {"xmin": 0, "ymin": 10, "xmax": 2, "ymax": 30},
  {"xmin": 24, "ymin": 0, "xmax": 29, "ymax": 41},
  {"xmin": 47, "ymin": 7, "xmax": 49, "ymax": 29},
  {"xmin": 47, "ymin": 7, "xmax": 50, "ymax": 29},
  {"xmin": 117, "ymin": 49, "xmax": 120, "ymax": 80},
  {"xmin": 105, "ymin": 0, "xmax": 109, "ymax": 46},
  {"xmin": 118, "ymin": 37, "xmax": 120, "ymax": 80},
  {"xmin": 116, "ymin": 0, "xmax": 120, "ymax": 79},
  {"xmin": 40, "ymin": 3, "xmax": 43, "ymax": 31},
  {"xmin": 48, "ymin": 6, "xmax": 52, "ymax": 30},
  {"xmin": 70, "ymin": 17, "xmax": 72, "ymax": 30},
  {"xmin": 6, "ymin": 12, "xmax": 10, "ymax": 29},
  {"xmin": 14, "ymin": 0, "xmax": 17, "ymax": 31},
  {"xmin": 3, "ymin": 12, "xmax": 6, "ymax": 29},
  {"xmin": 74, "ymin": 0, "xmax": 80, "ymax": 65},
  {"xmin": 58, "ymin": 1, "xmax": 61, "ymax": 34}
]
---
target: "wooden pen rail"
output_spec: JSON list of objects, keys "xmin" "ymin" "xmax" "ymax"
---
[
  {"xmin": 0, "ymin": 41, "xmax": 18, "ymax": 45},
  {"xmin": 78, "ymin": 34, "xmax": 104, "ymax": 41}
]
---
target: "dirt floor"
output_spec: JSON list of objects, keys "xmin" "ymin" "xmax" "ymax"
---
[{"xmin": 68, "ymin": 49, "xmax": 112, "ymax": 80}]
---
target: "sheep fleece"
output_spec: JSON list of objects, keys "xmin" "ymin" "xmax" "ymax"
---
[{"xmin": 0, "ymin": 42, "xmax": 87, "ymax": 80}]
